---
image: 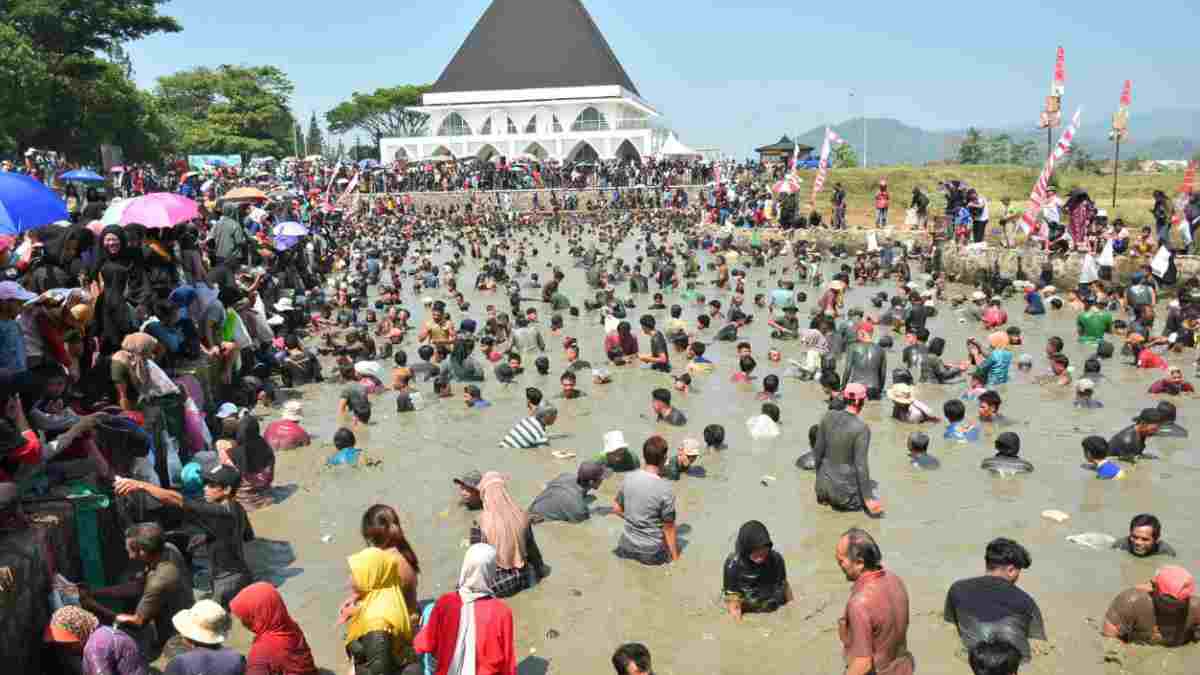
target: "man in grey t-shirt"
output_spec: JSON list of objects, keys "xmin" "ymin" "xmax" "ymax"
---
[
  {"xmin": 613, "ymin": 436, "xmax": 679, "ymax": 565},
  {"xmin": 529, "ymin": 462, "xmax": 607, "ymax": 524}
]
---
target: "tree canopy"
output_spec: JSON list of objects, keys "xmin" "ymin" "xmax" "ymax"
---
[
  {"xmin": 156, "ymin": 65, "xmax": 297, "ymax": 159},
  {"xmin": 325, "ymin": 85, "xmax": 432, "ymax": 144},
  {"xmin": 0, "ymin": 0, "xmax": 181, "ymax": 158}
]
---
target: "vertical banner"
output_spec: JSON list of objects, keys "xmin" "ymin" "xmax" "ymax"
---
[
  {"xmin": 1110, "ymin": 80, "xmax": 1132, "ymax": 141},
  {"xmin": 808, "ymin": 128, "xmax": 845, "ymax": 210},
  {"xmin": 1039, "ymin": 47, "xmax": 1066, "ymax": 129},
  {"xmin": 1020, "ymin": 108, "xmax": 1083, "ymax": 234}
]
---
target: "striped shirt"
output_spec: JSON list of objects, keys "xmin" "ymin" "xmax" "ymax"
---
[{"xmin": 499, "ymin": 416, "xmax": 548, "ymax": 449}]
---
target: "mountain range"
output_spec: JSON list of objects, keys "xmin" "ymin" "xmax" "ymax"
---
[{"xmin": 792, "ymin": 108, "xmax": 1200, "ymax": 166}]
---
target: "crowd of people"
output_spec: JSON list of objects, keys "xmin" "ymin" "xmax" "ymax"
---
[{"xmin": 1, "ymin": 151, "xmax": 1199, "ymax": 675}]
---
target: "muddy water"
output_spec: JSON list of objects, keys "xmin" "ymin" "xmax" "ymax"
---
[{"xmin": 227, "ymin": 233, "xmax": 1197, "ymax": 675}]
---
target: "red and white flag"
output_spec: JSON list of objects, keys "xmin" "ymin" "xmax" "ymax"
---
[
  {"xmin": 1020, "ymin": 108, "xmax": 1082, "ymax": 234},
  {"xmin": 808, "ymin": 128, "xmax": 846, "ymax": 209}
]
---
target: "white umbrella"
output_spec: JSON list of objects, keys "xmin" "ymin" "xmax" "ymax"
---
[{"xmin": 100, "ymin": 198, "xmax": 132, "ymax": 226}]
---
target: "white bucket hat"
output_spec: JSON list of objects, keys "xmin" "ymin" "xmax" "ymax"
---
[
  {"xmin": 172, "ymin": 600, "xmax": 230, "ymax": 645},
  {"xmin": 281, "ymin": 400, "xmax": 304, "ymax": 422},
  {"xmin": 602, "ymin": 430, "xmax": 628, "ymax": 455},
  {"xmin": 746, "ymin": 415, "xmax": 781, "ymax": 440},
  {"xmin": 275, "ymin": 297, "xmax": 296, "ymax": 312}
]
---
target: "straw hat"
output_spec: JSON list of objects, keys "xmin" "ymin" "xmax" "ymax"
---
[
  {"xmin": 281, "ymin": 400, "xmax": 304, "ymax": 422},
  {"xmin": 602, "ymin": 430, "xmax": 628, "ymax": 455},
  {"xmin": 68, "ymin": 303, "xmax": 93, "ymax": 326},
  {"xmin": 829, "ymin": 280, "xmax": 846, "ymax": 291},
  {"xmin": 887, "ymin": 383, "xmax": 915, "ymax": 405},
  {"xmin": 172, "ymin": 600, "xmax": 230, "ymax": 645}
]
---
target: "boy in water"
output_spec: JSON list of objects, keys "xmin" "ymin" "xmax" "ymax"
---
[
  {"xmin": 907, "ymin": 431, "xmax": 939, "ymax": 469},
  {"xmin": 1082, "ymin": 436, "xmax": 1123, "ymax": 479}
]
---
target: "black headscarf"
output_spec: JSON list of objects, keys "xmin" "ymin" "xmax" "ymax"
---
[
  {"xmin": 735, "ymin": 520, "xmax": 773, "ymax": 562},
  {"xmin": 93, "ymin": 225, "xmax": 127, "ymax": 273},
  {"xmin": 235, "ymin": 414, "xmax": 275, "ymax": 474},
  {"xmin": 92, "ymin": 262, "xmax": 134, "ymax": 353}
]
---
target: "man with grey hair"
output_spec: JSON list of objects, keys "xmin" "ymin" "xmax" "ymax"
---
[
  {"xmin": 499, "ymin": 404, "xmax": 558, "ymax": 449},
  {"xmin": 836, "ymin": 528, "xmax": 913, "ymax": 675},
  {"xmin": 79, "ymin": 522, "xmax": 194, "ymax": 651}
]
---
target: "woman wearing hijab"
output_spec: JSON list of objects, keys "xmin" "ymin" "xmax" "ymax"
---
[
  {"xmin": 230, "ymin": 582, "xmax": 318, "ymax": 675},
  {"xmin": 414, "ymin": 543, "xmax": 516, "ymax": 675},
  {"xmin": 340, "ymin": 547, "xmax": 417, "ymax": 675},
  {"xmin": 977, "ymin": 331, "xmax": 1013, "ymax": 386},
  {"xmin": 469, "ymin": 472, "xmax": 547, "ymax": 598},
  {"xmin": 43, "ymin": 605, "xmax": 147, "ymax": 675},
  {"xmin": 231, "ymin": 414, "xmax": 275, "ymax": 510},
  {"xmin": 111, "ymin": 332, "xmax": 187, "ymax": 485},
  {"xmin": 722, "ymin": 521, "xmax": 792, "ymax": 621}
]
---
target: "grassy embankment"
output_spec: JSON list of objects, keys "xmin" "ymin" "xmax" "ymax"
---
[{"xmin": 799, "ymin": 165, "xmax": 1184, "ymax": 228}]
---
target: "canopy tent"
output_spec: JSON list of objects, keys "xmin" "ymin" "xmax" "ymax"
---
[{"xmin": 657, "ymin": 134, "xmax": 702, "ymax": 159}]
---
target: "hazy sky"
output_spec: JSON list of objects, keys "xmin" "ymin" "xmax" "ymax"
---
[{"xmin": 127, "ymin": 0, "xmax": 1199, "ymax": 157}]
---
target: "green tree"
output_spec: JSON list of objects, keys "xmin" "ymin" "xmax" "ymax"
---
[
  {"xmin": 832, "ymin": 143, "xmax": 858, "ymax": 168},
  {"xmin": 0, "ymin": 1, "xmax": 180, "ymax": 156},
  {"xmin": 292, "ymin": 123, "xmax": 304, "ymax": 157},
  {"xmin": 349, "ymin": 144, "xmax": 377, "ymax": 161},
  {"xmin": 1011, "ymin": 140, "xmax": 1037, "ymax": 165},
  {"xmin": 0, "ymin": 22, "xmax": 50, "ymax": 153},
  {"xmin": 306, "ymin": 112, "xmax": 324, "ymax": 158},
  {"xmin": 957, "ymin": 127, "xmax": 985, "ymax": 164},
  {"xmin": 325, "ymin": 84, "xmax": 431, "ymax": 144},
  {"xmin": 982, "ymin": 133, "xmax": 1013, "ymax": 164},
  {"xmin": 156, "ymin": 64, "xmax": 297, "ymax": 159},
  {"xmin": 1068, "ymin": 145, "xmax": 1098, "ymax": 173}
]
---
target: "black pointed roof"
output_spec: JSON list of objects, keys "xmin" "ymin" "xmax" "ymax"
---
[{"xmin": 429, "ymin": 0, "xmax": 641, "ymax": 96}]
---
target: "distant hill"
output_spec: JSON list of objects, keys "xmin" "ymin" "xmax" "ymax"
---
[{"xmin": 793, "ymin": 108, "xmax": 1199, "ymax": 165}]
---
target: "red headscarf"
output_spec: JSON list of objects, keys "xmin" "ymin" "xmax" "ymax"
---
[{"xmin": 229, "ymin": 582, "xmax": 318, "ymax": 675}]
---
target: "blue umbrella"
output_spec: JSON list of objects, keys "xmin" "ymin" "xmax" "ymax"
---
[
  {"xmin": 61, "ymin": 169, "xmax": 105, "ymax": 183},
  {"xmin": 0, "ymin": 173, "xmax": 70, "ymax": 234},
  {"xmin": 274, "ymin": 234, "xmax": 300, "ymax": 251}
]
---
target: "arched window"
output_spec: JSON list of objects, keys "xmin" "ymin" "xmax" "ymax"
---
[
  {"xmin": 525, "ymin": 115, "xmax": 538, "ymax": 134},
  {"xmin": 552, "ymin": 115, "xmax": 563, "ymax": 133},
  {"xmin": 437, "ymin": 112, "xmax": 472, "ymax": 137},
  {"xmin": 571, "ymin": 107, "xmax": 609, "ymax": 132},
  {"xmin": 507, "ymin": 117, "xmax": 518, "ymax": 134},
  {"xmin": 479, "ymin": 117, "xmax": 492, "ymax": 135}
]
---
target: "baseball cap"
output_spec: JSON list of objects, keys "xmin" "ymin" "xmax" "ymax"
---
[
  {"xmin": 577, "ymin": 461, "xmax": 608, "ymax": 484},
  {"xmin": 843, "ymin": 383, "xmax": 868, "ymax": 400},
  {"xmin": 1133, "ymin": 408, "xmax": 1165, "ymax": 425},
  {"xmin": 1153, "ymin": 566, "xmax": 1195, "ymax": 602},
  {"xmin": 203, "ymin": 464, "xmax": 242, "ymax": 489},
  {"xmin": 453, "ymin": 470, "xmax": 482, "ymax": 489},
  {"xmin": 214, "ymin": 402, "xmax": 240, "ymax": 419}
]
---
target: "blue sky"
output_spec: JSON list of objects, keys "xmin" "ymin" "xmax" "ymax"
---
[{"xmin": 127, "ymin": 0, "xmax": 1199, "ymax": 157}]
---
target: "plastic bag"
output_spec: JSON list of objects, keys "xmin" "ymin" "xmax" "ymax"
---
[
  {"xmin": 182, "ymin": 398, "xmax": 212, "ymax": 456},
  {"xmin": 161, "ymin": 432, "xmax": 183, "ymax": 488},
  {"xmin": 1150, "ymin": 245, "xmax": 1170, "ymax": 277},
  {"xmin": 904, "ymin": 208, "xmax": 918, "ymax": 226},
  {"xmin": 1096, "ymin": 239, "xmax": 1115, "ymax": 266},
  {"xmin": 1079, "ymin": 253, "xmax": 1100, "ymax": 284}
]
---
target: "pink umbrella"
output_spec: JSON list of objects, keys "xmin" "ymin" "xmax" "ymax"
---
[{"xmin": 119, "ymin": 193, "xmax": 200, "ymax": 229}]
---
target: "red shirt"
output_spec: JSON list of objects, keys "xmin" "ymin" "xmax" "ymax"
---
[
  {"xmin": 414, "ymin": 592, "xmax": 516, "ymax": 675},
  {"xmin": 842, "ymin": 569, "xmax": 914, "ymax": 675}
]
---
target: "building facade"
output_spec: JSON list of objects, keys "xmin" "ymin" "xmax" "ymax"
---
[{"xmin": 380, "ymin": 0, "xmax": 661, "ymax": 164}]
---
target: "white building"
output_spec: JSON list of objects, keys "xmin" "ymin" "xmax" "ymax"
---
[{"xmin": 380, "ymin": 0, "xmax": 661, "ymax": 164}]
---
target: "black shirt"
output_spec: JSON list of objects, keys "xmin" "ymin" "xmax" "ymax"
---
[
  {"xmin": 649, "ymin": 331, "xmax": 670, "ymax": 372},
  {"xmin": 181, "ymin": 499, "xmax": 254, "ymax": 579},
  {"xmin": 722, "ymin": 550, "xmax": 788, "ymax": 611},
  {"xmin": 944, "ymin": 575, "xmax": 1046, "ymax": 661},
  {"xmin": 1107, "ymin": 425, "xmax": 1147, "ymax": 459}
]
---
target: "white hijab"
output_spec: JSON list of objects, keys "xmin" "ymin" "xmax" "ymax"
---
[{"xmin": 447, "ymin": 544, "xmax": 497, "ymax": 675}]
